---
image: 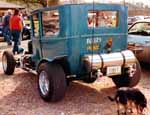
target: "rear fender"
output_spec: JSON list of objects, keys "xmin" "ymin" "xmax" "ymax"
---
[
  {"xmin": 37, "ymin": 56, "xmax": 70, "ymax": 75},
  {"xmin": 36, "ymin": 58, "xmax": 52, "ymax": 72}
]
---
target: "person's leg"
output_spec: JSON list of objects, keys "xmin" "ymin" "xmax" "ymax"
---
[
  {"xmin": 12, "ymin": 30, "xmax": 19, "ymax": 54},
  {"xmin": 7, "ymin": 28, "xmax": 12, "ymax": 45},
  {"xmin": 16, "ymin": 30, "xmax": 24, "ymax": 54},
  {"xmin": 3, "ymin": 27, "xmax": 7, "ymax": 41},
  {"xmin": 12, "ymin": 30, "xmax": 24, "ymax": 54},
  {"xmin": 4, "ymin": 27, "xmax": 12, "ymax": 45}
]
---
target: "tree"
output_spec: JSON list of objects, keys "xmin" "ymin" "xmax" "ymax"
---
[
  {"xmin": 48, "ymin": 0, "xmax": 60, "ymax": 6},
  {"xmin": 6, "ymin": 0, "xmax": 59, "ymax": 7}
]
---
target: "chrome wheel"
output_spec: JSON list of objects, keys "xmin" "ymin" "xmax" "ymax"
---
[
  {"xmin": 38, "ymin": 63, "xmax": 67, "ymax": 102},
  {"xmin": 2, "ymin": 54, "xmax": 7, "ymax": 72},
  {"xmin": 39, "ymin": 71, "xmax": 50, "ymax": 96}
]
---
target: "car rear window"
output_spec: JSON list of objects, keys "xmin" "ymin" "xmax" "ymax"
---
[{"xmin": 87, "ymin": 10, "xmax": 118, "ymax": 28}]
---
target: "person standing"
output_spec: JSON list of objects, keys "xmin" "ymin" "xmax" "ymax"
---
[
  {"xmin": 10, "ymin": 9, "xmax": 24, "ymax": 54},
  {"xmin": 3, "ymin": 9, "xmax": 12, "ymax": 45}
]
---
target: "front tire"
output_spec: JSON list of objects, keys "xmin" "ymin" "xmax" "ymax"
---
[
  {"xmin": 37, "ymin": 62, "xmax": 67, "ymax": 102},
  {"xmin": 2, "ymin": 51, "xmax": 16, "ymax": 75},
  {"xmin": 112, "ymin": 61, "xmax": 141, "ymax": 87}
]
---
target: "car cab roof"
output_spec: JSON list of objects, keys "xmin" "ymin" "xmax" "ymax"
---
[{"xmin": 31, "ymin": 3, "xmax": 127, "ymax": 15}]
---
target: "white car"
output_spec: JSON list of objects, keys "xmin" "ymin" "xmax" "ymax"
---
[{"xmin": 128, "ymin": 19, "xmax": 150, "ymax": 63}]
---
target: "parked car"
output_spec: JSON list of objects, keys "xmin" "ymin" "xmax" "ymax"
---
[
  {"xmin": 128, "ymin": 17, "xmax": 136, "ymax": 25},
  {"xmin": 0, "ymin": 20, "xmax": 30, "ymax": 40},
  {"xmin": 2, "ymin": 4, "xmax": 141, "ymax": 102},
  {"xmin": 128, "ymin": 16, "xmax": 144, "ymax": 27},
  {"xmin": 128, "ymin": 19, "xmax": 150, "ymax": 63},
  {"xmin": 144, "ymin": 16, "xmax": 150, "ymax": 19},
  {"xmin": 22, "ymin": 20, "xmax": 31, "ymax": 40}
]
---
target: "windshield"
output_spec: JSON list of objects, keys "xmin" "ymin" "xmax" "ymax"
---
[{"xmin": 129, "ymin": 22, "xmax": 150, "ymax": 36}]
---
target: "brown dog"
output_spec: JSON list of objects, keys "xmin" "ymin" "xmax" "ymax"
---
[{"xmin": 108, "ymin": 87, "xmax": 147, "ymax": 115}]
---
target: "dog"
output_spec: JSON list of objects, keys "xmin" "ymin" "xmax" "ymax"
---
[{"xmin": 108, "ymin": 87, "xmax": 147, "ymax": 115}]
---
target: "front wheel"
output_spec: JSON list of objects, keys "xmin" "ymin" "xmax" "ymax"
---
[
  {"xmin": 37, "ymin": 62, "xmax": 67, "ymax": 102},
  {"xmin": 112, "ymin": 61, "xmax": 141, "ymax": 87},
  {"xmin": 2, "ymin": 51, "xmax": 16, "ymax": 75}
]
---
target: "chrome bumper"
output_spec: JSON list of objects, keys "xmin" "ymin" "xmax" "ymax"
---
[{"xmin": 82, "ymin": 50, "xmax": 137, "ymax": 70}]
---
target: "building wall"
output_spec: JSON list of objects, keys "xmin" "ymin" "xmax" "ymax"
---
[{"xmin": 128, "ymin": 9, "xmax": 150, "ymax": 16}]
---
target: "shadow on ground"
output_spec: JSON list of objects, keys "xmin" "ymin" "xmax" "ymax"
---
[{"xmin": 0, "ymin": 69, "xmax": 117, "ymax": 115}]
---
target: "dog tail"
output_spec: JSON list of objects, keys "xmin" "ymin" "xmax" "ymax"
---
[{"xmin": 107, "ymin": 96, "xmax": 115, "ymax": 101}]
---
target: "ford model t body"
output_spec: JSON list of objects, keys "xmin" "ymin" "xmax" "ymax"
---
[{"xmin": 2, "ymin": 4, "xmax": 141, "ymax": 102}]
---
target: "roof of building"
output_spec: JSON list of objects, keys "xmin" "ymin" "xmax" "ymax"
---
[{"xmin": 0, "ymin": 1, "xmax": 25, "ymax": 9}]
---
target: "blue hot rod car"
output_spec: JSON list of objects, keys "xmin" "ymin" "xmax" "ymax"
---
[{"xmin": 2, "ymin": 3, "xmax": 141, "ymax": 102}]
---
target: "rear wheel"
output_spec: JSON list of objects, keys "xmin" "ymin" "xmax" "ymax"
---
[
  {"xmin": 38, "ymin": 62, "xmax": 67, "ymax": 102},
  {"xmin": 82, "ymin": 61, "xmax": 97, "ymax": 83},
  {"xmin": 112, "ymin": 61, "xmax": 141, "ymax": 87},
  {"xmin": 2, "ymin": 51, "xmax": 16, "ymax": 75},
  {"xmin": 82, "ymin": 72, "xmax": 97, "ymax": 83}
]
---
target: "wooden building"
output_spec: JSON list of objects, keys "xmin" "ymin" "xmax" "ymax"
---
[{"xmin": 0, "ymin": 1, "xmax": 25, "ymax": 17}]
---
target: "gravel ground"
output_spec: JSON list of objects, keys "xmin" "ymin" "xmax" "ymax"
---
[{"xmin": 0, "ymin": 40, "xmax": 150, "ymax": 115}]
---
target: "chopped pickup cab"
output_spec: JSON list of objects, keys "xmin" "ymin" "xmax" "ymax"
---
[{"xmin": 2, "ymin": 3, "xmax": 141, "ymax": 102}]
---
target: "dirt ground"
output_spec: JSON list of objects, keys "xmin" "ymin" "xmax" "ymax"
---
[{"xmin": 0, "ymin": 40, "xmax": 150, "ymax": 115}]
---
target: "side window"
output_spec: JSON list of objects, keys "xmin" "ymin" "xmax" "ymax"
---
[
  {"xmin": 42, "ymin": 10, "xmax": 59, "ymax": 37},
  {"xmin": 32, "ymin": 14, "xmax": 39, "ymax": 37},
  {"xmin": 88, "ymin": 10, "xmax": 118, "ymax": 28}
]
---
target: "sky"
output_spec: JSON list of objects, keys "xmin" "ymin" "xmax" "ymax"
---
[
  {"xmin": 113, "ymin": 0, "xmax": 150, "ymax": 4},
  {"xmin": 60, "ymin": 0, "xmax": 150, "ymax": 7},
  {"xmin": 87, "ymin": 0, "xmax": 149, "ymax": 3},
  {"xmin": 109, "ymin": 0, "xmax": 150, "ymax": 6}
]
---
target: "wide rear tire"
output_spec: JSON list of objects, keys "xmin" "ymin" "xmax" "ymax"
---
[
  {"xmin": 82, "ymin": 73, "xmax": 97, "ymax": 83},
  {"xmin": 82, "ymin": 60, "xmax": 97, "ymax": 83},
  {"xmin": 112, "ymin": 61, "xmax": 141, "ymax": 87},
  {"xmin": 37, "ymin": 62, "xmax": 67, "ymax": 102},
  {"xmin": 2, "ymin": 51, "xmax": 16, "ymax": 75}
]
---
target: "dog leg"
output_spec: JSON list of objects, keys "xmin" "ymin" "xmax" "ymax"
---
[
  {"xmin": 122, "ymin": 105, "xmax": 127, "ymax": 115},
  {"xmin": 117, "ymin": 110, "xmax": 120, "ymax": 115},
  {"xmin": 117, "ymin": 103, "xmax": 120, "ymax": 115},
  {"xmin": 121, "ymin": 111, "xmax": 126, "ymax": 115},
  {"xmin": 136, "ymin": 105, "xmax": 140, "ymax": 115},
  {"xmin": 128, "ymin": 101, "xmax": 133, "ymax": 113}
]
